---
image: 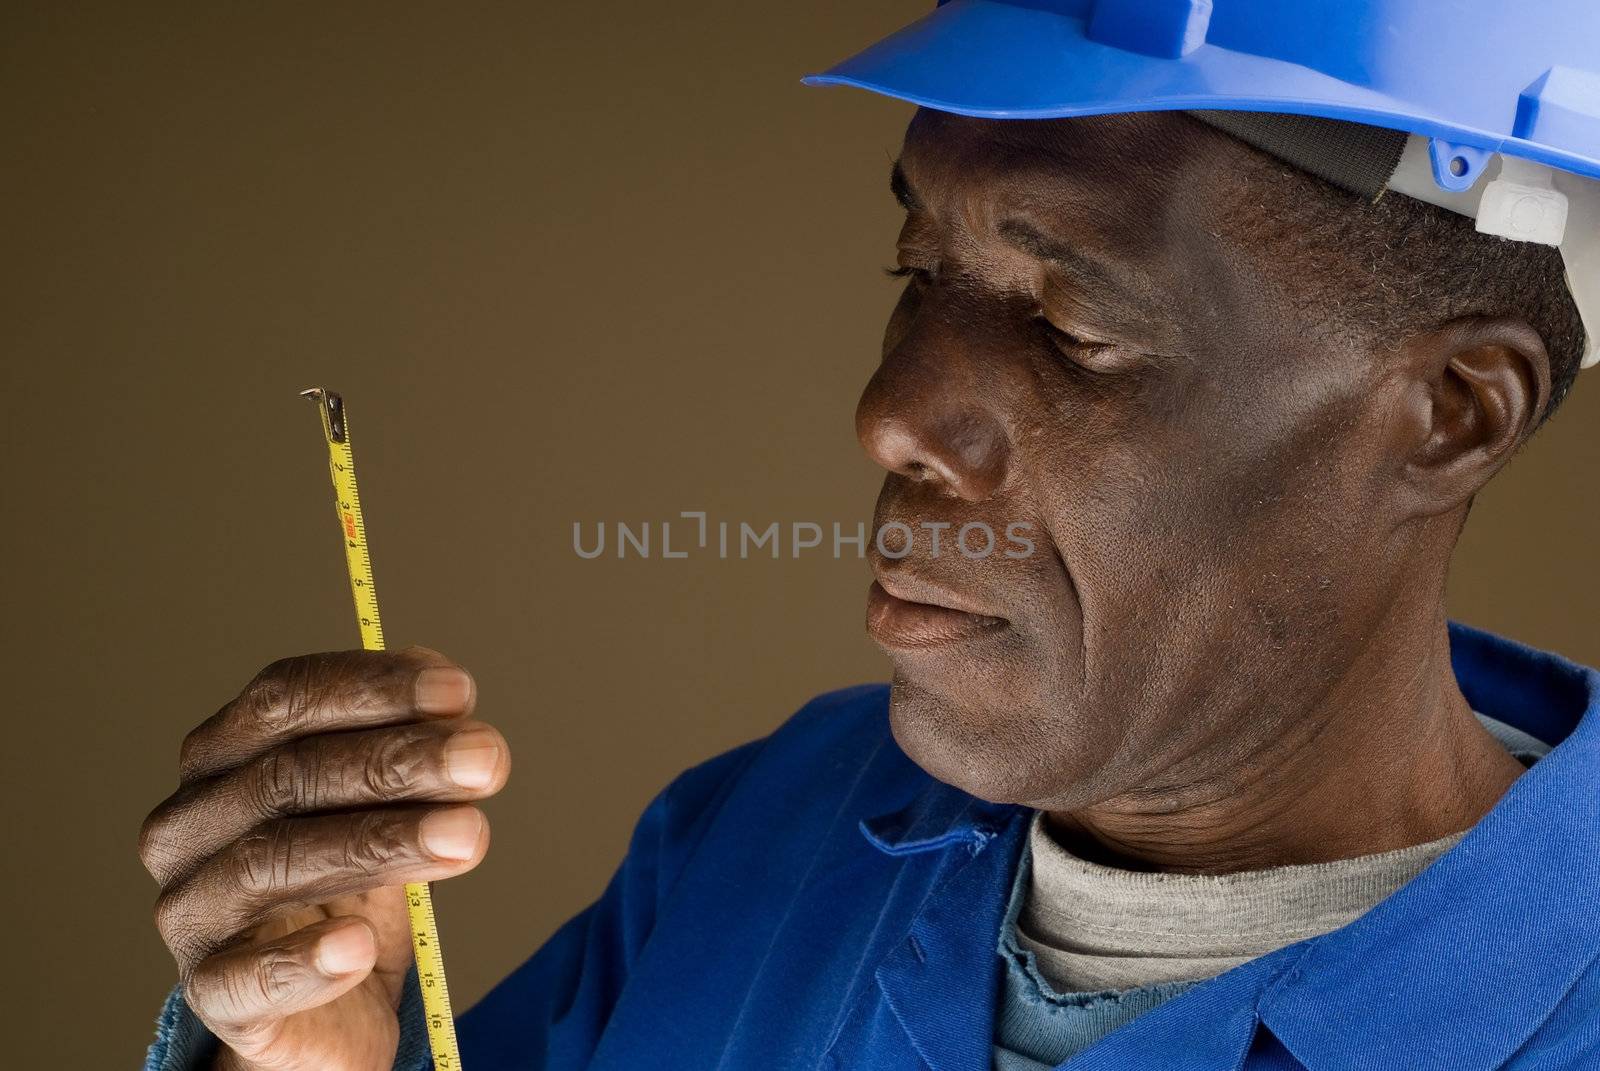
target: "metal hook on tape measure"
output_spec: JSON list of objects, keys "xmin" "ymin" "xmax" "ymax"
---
[{"xmin": 299, "ymin": 387, "xmax": 347, "ymax": 443}]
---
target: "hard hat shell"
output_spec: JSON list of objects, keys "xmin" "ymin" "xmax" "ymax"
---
[{"xmin": 803, "ymin": 0, "xmax": 1600, "ymax": 187}]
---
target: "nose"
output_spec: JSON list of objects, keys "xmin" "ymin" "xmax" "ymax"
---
[{"xmin": 855, "ymin": 314, "xmax": 1011, "ymax": 502}]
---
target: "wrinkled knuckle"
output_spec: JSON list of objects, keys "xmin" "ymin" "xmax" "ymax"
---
[
  {"xmin": 181, "ymin": 973, "xmax": 217, "ymax": 1018},
  {"xmin": 250, "ymin": 946, "xmax": 314, "ymax": 1010},
  {"xmin": 137, "ymin": 810, "xmax": 170, "ymax": 877},
  {"xmin": 226, "ymin": 827, "xmax": 290, "ymax": 900},
  {"xmin": 245, "ymin": 752, "xmax": 290, "ymax": 819},
  {"xmin": 345, "ymin": 653, "xmax": 401, "ymax": 719},
  {"xmin": 152, "ymin": 889, "xmax": 180, "ymax": 941},
  {"xmin": 362, "ymin": 732, "xmax": 423, "ymax": 799},
  {"xmin": 344, "ymin": 812, "xmax": 407, "ymax": 876},
  {"xmin": 243, "ymin": 660, "xmax": 301, "ymax": 734},
  {"xmin": 361, "ymin": 758, "xmax": 410, "ymax": 799},
  {"xmin": 177, "ymin": 725, "xmax": 206, "ymax": 775},
  {"xmin": 153, "ymin": 887, "xmax": 200, "ymax": 959},
  {"xmin": 248, "ymin": 741, "xmax": 315, "ymax": 818}
]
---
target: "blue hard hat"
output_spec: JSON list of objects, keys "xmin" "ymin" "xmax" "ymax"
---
[
  {"xmin": 803, "ymin": 0, "xmax": 1600, "ymax": 184},
  {"xmin": 803, "ymin": 0, "xmax": 1600, "ymax": 368}
]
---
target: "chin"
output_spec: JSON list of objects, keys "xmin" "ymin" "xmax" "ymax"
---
[{"xmin": 885, "ymin": 674, "xmax": 1116, "ymax": 807}]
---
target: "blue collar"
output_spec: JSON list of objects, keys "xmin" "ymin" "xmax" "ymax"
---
[{"xmin": 858, "ymin": 621, "xmax": 1600, "ymax": 1071}]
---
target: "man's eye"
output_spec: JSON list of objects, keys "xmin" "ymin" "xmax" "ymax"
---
[
  {"xmin": 1035, "ymin": 316, "xmax": 1113, "ymax": 364},
  {"xmin": 884, "ymin": 264, "xmax": 933, "ymax": 284}
]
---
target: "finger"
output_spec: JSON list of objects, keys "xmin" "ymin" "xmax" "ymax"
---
[
  {"xmin": 179, "ymin": 646, "xmax": 476, "ymax": 782},
  {"xmin": 141, "ymin": 720, "xmax": 509, "ymax": 886},
  {"xmin": 156, "ymin": 805, "xmax": 488, "ymax": 971},
  {"xmin": 185, "ymin": 917, "xmax": 377, "ymax": 1054}
]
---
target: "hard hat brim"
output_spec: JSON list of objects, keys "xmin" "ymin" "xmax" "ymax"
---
[{"xmin": 802, "ymin": 0, "xmax": 1600, "ymax": 183}]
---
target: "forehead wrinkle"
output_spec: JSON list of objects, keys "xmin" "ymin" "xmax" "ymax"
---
[
  {"xmin": 903, "ymin": 117, "xmax": 1184, "ymax": 268},
  {"xmin": 897, "ymin": 112, "xmax": 1229, "ymax": 349},
  {"xmin": 996, "ymin": 217, "xmax": 1135, "ymax": 298}
]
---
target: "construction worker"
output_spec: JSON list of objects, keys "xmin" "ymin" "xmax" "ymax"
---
[{"xmin": 142, "ymin": 2, "xmax": 1600, "ymax": 1068}]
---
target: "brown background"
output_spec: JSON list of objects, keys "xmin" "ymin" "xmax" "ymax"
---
[{"xmin": 2, "ymin": 4, "xmax": 1595, "ymax": 1066}]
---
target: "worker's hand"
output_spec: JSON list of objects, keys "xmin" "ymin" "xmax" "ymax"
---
[{"xmin": 139, "ymin": 648, "xmax": 509, "ymax": 1071}]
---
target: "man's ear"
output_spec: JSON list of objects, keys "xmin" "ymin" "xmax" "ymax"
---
[{"xmin": 1383, "ymin": 315, "xmax": 1552, "ymax": 518}]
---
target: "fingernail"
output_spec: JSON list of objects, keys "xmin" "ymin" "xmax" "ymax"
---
[
  {"xmin": 415, "ymin": 667, "xmax": 473, "ymax": 715},
  {"xmin": 444, "ymin": 730, "xmax": 501, "ymax": 789},
  {"xmin": 420, "ymin": 807, "xmax": 483, "ymax": 861},
  {"xmin": 316, "ymin": 924, "xmax": 375, "ymax": 975}
]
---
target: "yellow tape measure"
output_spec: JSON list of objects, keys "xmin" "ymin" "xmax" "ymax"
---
[{"xmin": 302, "ymin": 388, "xmax": 463, "ymax": 1070}]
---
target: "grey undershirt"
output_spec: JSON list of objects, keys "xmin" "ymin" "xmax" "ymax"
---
[
  {"xmin": 1017, "ymin": 812, "xmax": 1465, "ymax": 992},
  {"xmin": 993, "ymin": 712, "xmax": 1550, "ymax": 1070}
]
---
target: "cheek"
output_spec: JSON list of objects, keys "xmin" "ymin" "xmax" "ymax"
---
[
  {"xmin": 1051, "ymin": 377, "xmax": 1385, "ymax": 714},
  {"xmin": 1025, "ymin": 370, "xmax": 1326, "ymax": 615}
]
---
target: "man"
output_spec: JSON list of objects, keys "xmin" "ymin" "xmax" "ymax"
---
[{"xmin": 142, "ymin": 2, "xmax": 1600, "ymax": 1069}]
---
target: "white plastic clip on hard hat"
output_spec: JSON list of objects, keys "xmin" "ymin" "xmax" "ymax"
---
[
  {"xmin": 1558, "ymin": 173, "xmax": 1600, "ymax": 369},
  {"xmin": 1389, "ymin": 136, "xmax": 1599, "ymax": 369},
  {"xmin": 1476, "ymin": 157, "xmax": 1569, "ymax": 247}
]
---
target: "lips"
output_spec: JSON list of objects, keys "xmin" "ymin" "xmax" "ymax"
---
[{"xmin": 866, "ymin": 577, "xmax": 1007, "ymax": 650}]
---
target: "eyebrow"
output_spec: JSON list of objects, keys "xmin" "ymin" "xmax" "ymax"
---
[
  {"xmin": 995, "ymin": 218, "xmax": 1134, "ymax": 300},
  {"xmin": 890, "ymin": 160, "xmax": 1149, "ymax": 312}
]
